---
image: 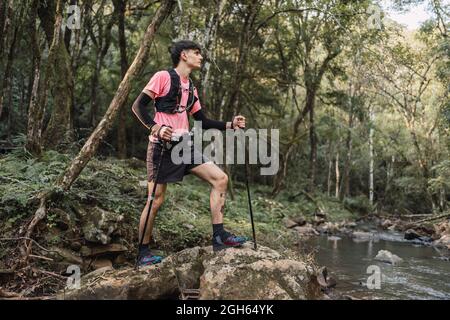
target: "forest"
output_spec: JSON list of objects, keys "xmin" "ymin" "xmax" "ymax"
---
[{"xmin": 0, "ymin": 0, "xmax": 449, "ymax": 300}]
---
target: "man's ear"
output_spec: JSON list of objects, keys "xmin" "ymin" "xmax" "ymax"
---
[{"xmin": 181, "ymin": 50, "xmax": 187, "ymax": 62}]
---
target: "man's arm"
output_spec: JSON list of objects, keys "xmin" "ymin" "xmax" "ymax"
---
[
  {"xmin": 131, "ymin": 91, "xmax": 160, "ymax": 135},
  {"xmin": 192, "ymin": 110, "xmax": 246, "ymax": 130},
  {"xmin": 192, "ymin": 109, "xmax": 233, "ymax": 130},
  {"xmin": 131, "ymin": 90, "xmax": 174, "ymax": 140}
]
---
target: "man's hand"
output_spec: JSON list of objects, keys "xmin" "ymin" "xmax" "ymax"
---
[
  {"xmin": 152, "ymin": 125, "xmax": 173, "ymax": 141},
  {"xmin": 232, "ymin": 115, "xmax": 246, "ymax": 129}
]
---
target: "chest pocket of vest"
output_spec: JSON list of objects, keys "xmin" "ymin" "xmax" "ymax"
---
[{"xmin": 154, "ymin": 69, "xmax": 198, "ymax": 114}]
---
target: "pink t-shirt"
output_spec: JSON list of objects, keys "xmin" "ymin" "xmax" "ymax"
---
[{"xmin": 144, "ymin": 69, "xmax": 201, "ymax": 142}]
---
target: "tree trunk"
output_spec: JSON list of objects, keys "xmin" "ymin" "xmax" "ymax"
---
[
  {"xmin": 0, "ymin": 2, "xmax": 20, "ymax": 122},
  {"xmin": 89, "ymin": 11, "xmax": 114, "ymax": 128},
  {"xmin": 222, "ymin": 0, "xmax": 260, "ymax": 198},
  {"xmin": 0, "ymin": 0, "xmax": 13, "ymax": 67},
  {"xmin": 369, "ymin": 105, "xmax": 375, "ymax": 205},
  {"xmin": 327, "ymin": 139, "xmax": 333, "ymax": 197},
  {"xmin": 271, "ymin": 152, "xmax": 288, "ymax": 197},
  {"xmin": 439, "ymin": 188, "xmax": 446, "ymax": 211},
  {"xmin": 25, "ymin": 0, "xmax": 44, "ymax": 156},
  {"xmin": 342, "ymin": 97, "xmax": 354, "ymax": 198},
  {"xmin": 114, "ymin": 0, "xmax": 129, "ymax": 159},
  {"xmin": 405, "ymin": 120, "xmax": 436, "ymax": 211},
  {"xmin": 271, "ymin": 86, "xmax": 309, "ymax": 196},
  {"xmin": 19, "ymin": 73, "xmax": 26, "ymax": 116},
  {"xmin": 63, "ymin": 0, "xmax": 77, "ymax": 54},
  {"xmin": 0, "ymin": 1, "xmax": 7, "ymax": 59},
  {"xmin": 225, "ymin": 0, "xmax": 260, "ymax": 119},
  {"xmin": 24, "ymin": 0, "xmax": 176, "ymax": 258},
  {"xmin": 172, "ymin": 0, "xmax": 193, "ymax": 39},
  {"xmin": 384, "ymin": 155, "xmax": 394, "ymax": 206},
  {"xmin": 272, "ymin": 47, "xmax": 340, "ymax": 197},
  {"xmin": 307, "ymin": 88, "xmax": 317, "ymax": 193},
  {"xmin": 89, "ymin": 53, "xmax": 101, "ymax": 127},
  {"xmin": 70, "ymin": 2, "xmax": 86, "ymax": 129},
  {"xmin": 39, "ymin": 0, "xmax": 75, "ymax": 150},
  {"xmin": 335, "ymin": 149, "xmax": 340, "ymax": 199},
  {"xmin": 199, "ymin": 0, "xmax": 225, "ymax": 102}
]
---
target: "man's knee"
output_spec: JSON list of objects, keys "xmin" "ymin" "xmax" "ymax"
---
[
  {"xmin": 154, "ymin": 192, "xmax": 165, "ymax": 206},
  {"xmin": 147, "ymin": 185, "xmax": 166, "ymax": 206},
  {"xmin": 212, "ymin": 173, "xmax": 228, "ymax": 189}
]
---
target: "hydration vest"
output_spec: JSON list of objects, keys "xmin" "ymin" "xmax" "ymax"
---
[{"xmin": 154, "ymin": 69, "xmax": 198, "ymax": 114}]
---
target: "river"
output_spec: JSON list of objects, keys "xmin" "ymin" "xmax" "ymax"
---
[{"xmin": 303, "ymin": 228, "xmax": 450, "ymax": 300}]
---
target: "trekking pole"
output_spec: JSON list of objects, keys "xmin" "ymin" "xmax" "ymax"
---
[
  {"xmin": 240, "ymin": 128, "xmax": 257, "ymax": 250},
  {"xmin": 135, "ymin": 140, "xmax": 168, "ymax": 270}
]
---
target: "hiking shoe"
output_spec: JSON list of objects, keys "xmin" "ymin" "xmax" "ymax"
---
[
  {"xmin": 212, "ymin": 233, "xmax": 248, "ymax": 252},
  {"xmin": 137, "ymin": 251, "xmax": 163, "ymax": 267}
]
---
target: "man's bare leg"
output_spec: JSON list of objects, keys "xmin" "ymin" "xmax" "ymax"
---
[
  {"xmin": 189, "ymin": 162, "xmax": 228, "ymax": 224},
  {"xmin": 139, "ymin": 182, "xmax": 167, "ymax": 245},
  {"xmin": 189, "ymin": 162, "xmax": 247, "ymax": 249}
]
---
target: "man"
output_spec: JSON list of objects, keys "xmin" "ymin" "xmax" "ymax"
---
[{"xmin": 131, "ymin": 40, "xmax": 247, "ymax": 267}]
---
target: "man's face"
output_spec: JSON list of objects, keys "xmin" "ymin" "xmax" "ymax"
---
[{"xmin": 181, "ymin": 49, "xmax": 203, "ymax": 69}]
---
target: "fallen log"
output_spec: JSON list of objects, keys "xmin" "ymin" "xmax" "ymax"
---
[{"xmin": 411, "ymin": 212, "xmax": 450, "ymax": 225}]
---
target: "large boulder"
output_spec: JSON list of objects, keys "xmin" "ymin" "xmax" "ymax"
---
[
  {"xmin": 316, "ymin": 222, "xmax": 339, "ymax": 235},
  {"xmin": 343, "ymin": 222, "xmax": 357, "ymax": 229},
  {"xmin": 404, "ymin": 229, "xmax": 422, "ymax": 241},
  {"xmin": 381, "ymin": 219, "xmax": 393, "ymax": 229},
  {"xmin": 351, "ymin": 231, "xmax": 375, "ymax": 242},
  {"xmin": 291, "ymin": 216, "xmax": 307, "ymax": 226},
  {"xmin": 77, "ymin": 206, "xmax": 124, "ymax": 244},
  {"xmin": 283, "ymin": 218, "xmax": 298, "ymax": 229},
  {"xmin": 433, "ymin": 235, "xmax": 450, "ymax": 250},
  {"xmin": 374, "ymin": 250, "xmax": 403, "ymax": 265},
  {"xmin": 48, "ymin": 208, "xmax": 75, "ymax": 231},
  {"xmin": 199, "ymin": 245, "xmax": 320, "ymax": 300},
  {"xmin": 435, "ymin": 221, "xmax": 450, "ymax": 238},
  {"xmin": 60, "ymin": 244, "xmax": 323, "ymax": 300},
  {"xmin": 80, "ymin": 243, "xmax": 128, "ymax": 257},
  {"xmin": 293, "ymin": 225, "xmax": 319, "ymax": 236}
]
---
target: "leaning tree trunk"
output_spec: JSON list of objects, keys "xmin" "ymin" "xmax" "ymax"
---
[{"xmin": 23, "ymin": 0, "xmax": 176, "ymax": 261}]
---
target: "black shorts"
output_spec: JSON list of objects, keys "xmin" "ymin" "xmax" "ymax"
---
[{"xmin": 146, "ymin": 135, "xmax": 210, "ymax": 183}]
